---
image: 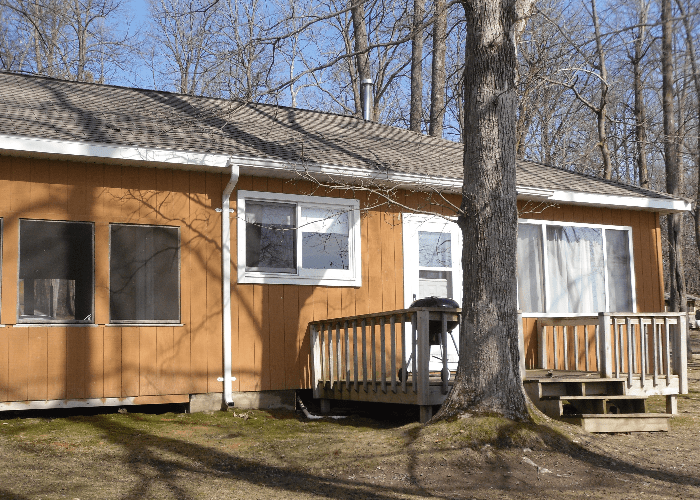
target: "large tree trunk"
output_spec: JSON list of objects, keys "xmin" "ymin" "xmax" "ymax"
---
[
  {"xmin": 429, "ymin": 0, "xmax": 447, "ymax": 137},
  {"xmin": 350, "ymin": 0, "xmax": 372, "ymax": 119},
  {"xmin": 409, "ymin": 0, "xmax": 424, "ymax": 132},
  {"xmin": 433, "ymin": 0, "xmax": 533, "ymax": 422},
  {"xmin": 661, "ymin": 0, "xmax": 687, "ymax": 315}
]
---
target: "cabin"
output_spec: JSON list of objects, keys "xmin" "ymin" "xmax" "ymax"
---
[{"xmin": 0, "ymin": 72, "xmax": 691, "ymax": 431}]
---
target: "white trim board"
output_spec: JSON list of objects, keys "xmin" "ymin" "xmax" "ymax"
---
[{"xmin": 0, "ymin": 134, "xmax": 690, "ymax": 214}]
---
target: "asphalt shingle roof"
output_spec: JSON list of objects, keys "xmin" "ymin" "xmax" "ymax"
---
[{"xmin": 0, "ymin": 72, "xmax": 677, "ymax": 202}]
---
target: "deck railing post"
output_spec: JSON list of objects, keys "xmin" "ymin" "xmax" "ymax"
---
[
  {"xmin": 673, "ymin": 313, "xmax": 689, "ymax": 394},
  {"xmin": 598, "ymin": 313, "xmax": 613, "ymax": 379},
  {"xmin": 416, "ymin": 310, "xmax": 430, "ymax": 407},
  {"xmin": 537, "ymin": 320, "xmax": 547, "ymax": 369},
  {"xmin": 310, "ymin": 323, "xmax": 322, "ymax": 399},
  {"xmin": 517, "ymin": 311, "xmax": 526, "ymax": 380}
]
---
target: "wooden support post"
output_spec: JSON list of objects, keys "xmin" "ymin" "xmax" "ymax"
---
[
  {"xmin": 416, "ymin": 310, "xmax": 430, "ymax": 406},
  {"xmin": 441, "ymin": 313, "xmax": 449, "ymax": 394},
  {"xmin": 666, "ymin": 395, "xmax": 677, "ymax": 415},
  {"xmin": 419, "ymin": 405, "xmax": 433, "ymax": 423},
  {"xmin": 598, "ymin": 313, "xmax": 613, "ymax": 379},
  {"xmin": 380, "ymin": 317, "xmax": 387, "ymax": 393},
  {"xmin": 320, "ymin": 399, "xmax": 331, "ymax": 414},
  {"xmin": 310, "ymin": 324, "xmax": 322, "ymax": 399}
]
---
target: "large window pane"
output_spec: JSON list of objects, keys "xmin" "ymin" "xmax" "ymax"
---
[
  {"xmin": 245, "ymin": 202, "xmax": 295, "ymax": 272},
  {"xmin": 546, "ymin": 226, "xmax": 605, "ymax": 313},
  {"xmin": 110, "ymin": 224, "xmax": 179, "ymax": 322},
  {"xmin": 18, "ymin": 220, "xmax": 93, "ymax": 323},
  {"xmin": 301, "ymin": 207, "xmax": 349, "ymax": 270},
  {"xmin": 606, "ymin": 229, "xmax": 633, "ymax": 311},
  {"xmin": 418, "ymin": 231, "xmax": 451, "ymax": 267},
  {"xmin": 517, "ymin": 223, "xmax": 545, "ymax": 313}
]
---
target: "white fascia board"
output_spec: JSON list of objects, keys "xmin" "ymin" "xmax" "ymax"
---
[
  {"xmin": 0, "ymin": 134, "xmax": 231, "ymax": 169},
  {"xmin": 228, "ymin": 155, "xmax": 465, "ymax": 191},
  {"xmin": 545, "ymin": 190, "xmax": 691, "ymax": 214},
  {"xmin": 236, "ymin": 156, "xmax": 690, "ymax": 214}
]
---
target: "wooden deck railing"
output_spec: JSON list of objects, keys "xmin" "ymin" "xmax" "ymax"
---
[
  {"xmin": 309, "ymin": 307, "xmax": 462, "ymax": 413},
  {"xmin": 537, "ymin": 312, "xmax": 688, "ymax": 394}
]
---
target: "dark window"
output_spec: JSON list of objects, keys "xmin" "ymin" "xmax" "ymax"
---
[
  {"xmin": 18, "ymin": 220, "xmax": 94, "ymax": 323},
  {"xmin": 110, "ymin": 224, "xmax": 180, "ymax": 323}
]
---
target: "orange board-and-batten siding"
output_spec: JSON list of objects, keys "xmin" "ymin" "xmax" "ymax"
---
[{"xmin": 0, "ymin": 156, "xmax": 666, "ymax": 405}]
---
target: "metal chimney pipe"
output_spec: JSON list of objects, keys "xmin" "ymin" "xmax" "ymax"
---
[{"xmin": 361, "ymin": 78, "xmax": 373, "ymax": 121}]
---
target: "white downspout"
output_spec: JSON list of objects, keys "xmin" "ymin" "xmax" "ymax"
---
[{"xmin": 222, "ymin": 162, "xmax": 239, "ymax": 408}]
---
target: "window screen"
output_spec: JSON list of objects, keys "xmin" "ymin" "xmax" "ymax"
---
[
  {"xmin": 245, "ymin": 202, "xmax": 296, "ymax": 272},
  {"xmin": 110, "ymin": 224, "xmax": 180, "ymax": 323},
  {"xmin": 18, "ymin": 219, "xmax": 94, "ymax": 323}
]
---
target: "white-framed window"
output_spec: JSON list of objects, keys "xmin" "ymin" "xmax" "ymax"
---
[
  {"xmin": 237, "ymin": 190, "xmax": 361, "ymax": 286},
  {"xmin": 517, "ymin": 219, "xmax": 636, "ymax": 316}
]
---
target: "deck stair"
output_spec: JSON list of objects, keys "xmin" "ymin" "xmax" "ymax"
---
[{"xmin": 524, "ymin": 374, "xmax": 671, "ymax": 433}]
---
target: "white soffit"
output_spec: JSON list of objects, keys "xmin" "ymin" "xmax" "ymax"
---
[
  {"xmin": 0, "ymin": 134, "xmax": 690, "ymax": 213},
  {"xmin": 0, "ymin": 134, "xmax": 231, "ymax": 170}
]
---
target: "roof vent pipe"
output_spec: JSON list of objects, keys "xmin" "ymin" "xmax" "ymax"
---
[{"xmin": 360, "ymin": 78, "xmax": 373, "ymax": 121}]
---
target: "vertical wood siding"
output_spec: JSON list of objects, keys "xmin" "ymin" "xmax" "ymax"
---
[{"xmin": 0, "ymin": 156, "xmax": 667, "ymax": 402}]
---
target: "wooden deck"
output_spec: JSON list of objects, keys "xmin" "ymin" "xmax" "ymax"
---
[{"xmin": 310, "ymin": 310, "xmax": 689, "ymax": 427}]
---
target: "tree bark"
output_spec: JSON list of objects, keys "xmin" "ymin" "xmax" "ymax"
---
[
  {"xmin": 661, "ymin": 0, "xmax": 687, "ymax": 315},
  {"xmin": 631, "ymin": 0, "xmax": 650, "ymax": 189},
  {"xmin": 350, "ymin": 0, "xmax": 372, "ymax": 119},
  {"xmin": 410, "ymin": 0, "xmax": 424, "ymax": 132},
  {"xmin": 591, "ymin": 0, "xmax": 612, "ymax": 180},
  {"xmin": 433, "ymin": 0, "xmax": 533, "ymax": 422},
  {"xmin": 429, "ymin": 0, "xmax": 447, "ymax": 137}
]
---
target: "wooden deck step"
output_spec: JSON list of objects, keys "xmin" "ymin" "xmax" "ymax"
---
[{"xmin": 561, "ymin": 413, "xmax": 671, "ymax": 433}]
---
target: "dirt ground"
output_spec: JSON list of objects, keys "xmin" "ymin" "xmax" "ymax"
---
[{"xmin": 0, "ymin": 336, "xmax": 699, "ymax": 499}]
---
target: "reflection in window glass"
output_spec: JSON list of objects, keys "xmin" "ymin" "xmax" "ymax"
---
[
  {"xmin": 546, "ymin": 226, "xmax": 605, "ymax": 314},
  {"xmin": 418, "ymin": 231, "xmax": 451, "ymax": 267},
  {"xmin": 606, "ymin": 229, "xmax": 633, "ymax": 311},
  {"xmin": 110, "ymin": 224, "xmax": 179, "ymax": 323},
  {"xmin": 301, "ymin": 207, "xmax": 349, "ymax": 270},
  {"xmin": 18, "ymin": 219, "xmax": 93, "ymax": 323},
  {"xmin": 245, "ymin": 202, "xmax": 296, "ymax": 272}
]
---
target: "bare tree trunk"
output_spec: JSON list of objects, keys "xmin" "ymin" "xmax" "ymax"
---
[
  {"xmin": 429, "ymin": 0, "xmax": 446, "ymax": 137},
  {"xmin": 350, "ymin": 0, "xmax": 371, "ymax": 119},
  {"xmin": 661, "ymin": 0, "xmax": 687, "ymax": 315},
  {"xmin": 409, "ymin": 0, "xmax": 424, "ymax": 132},
  {"xmin": 591, "ymin": 0, "xmax": 612, "ymax": 180},
  {"xmin": 632, "ymin": 0, "xmax": 650, "ymax": 189},
  {"xmin": 433, "ymin": 0, "xmax": 534, "ymax": 422}
]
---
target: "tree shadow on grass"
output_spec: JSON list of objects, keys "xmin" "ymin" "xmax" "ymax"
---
[{"xmin": 87, "ymin": 414, "xmax": 445, "ymax": 500}]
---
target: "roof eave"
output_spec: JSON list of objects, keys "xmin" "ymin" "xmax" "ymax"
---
[{"xmin": 0, "ymin": 134, "xmax": 689, "ymax": 214}]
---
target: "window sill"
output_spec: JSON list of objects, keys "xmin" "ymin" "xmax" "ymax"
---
[
  {"xmin": 105, "ymin": 323, "xmax": 185, "ymax": 327},
  {"xmin": 238, "ymin": 274, "xmax": 361, "ymax": 287}
]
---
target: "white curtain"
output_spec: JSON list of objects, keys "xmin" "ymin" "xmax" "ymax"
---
[
  {"xmin": 546, "ymin": 226, "xmax": 605, "ymax": 313},
  {"xmin": 516, "ymin": 223, "xmax": 545, "ymax": 312}
]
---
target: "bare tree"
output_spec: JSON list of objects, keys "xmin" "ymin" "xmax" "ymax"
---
[
  {"xmin": 433, "ymin": 0, "xmax": 535, "ymax": 422},
  {"xmin": 661, "ymin": 0, "xmax": 687, "ymax": 314},
  {"xmin": 429, "ymin": 0, "xmax": 447, "ymax": 137},
  {"xmin": 409, "ymin": 0, "xmax": 424, "ymax": 132}
]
